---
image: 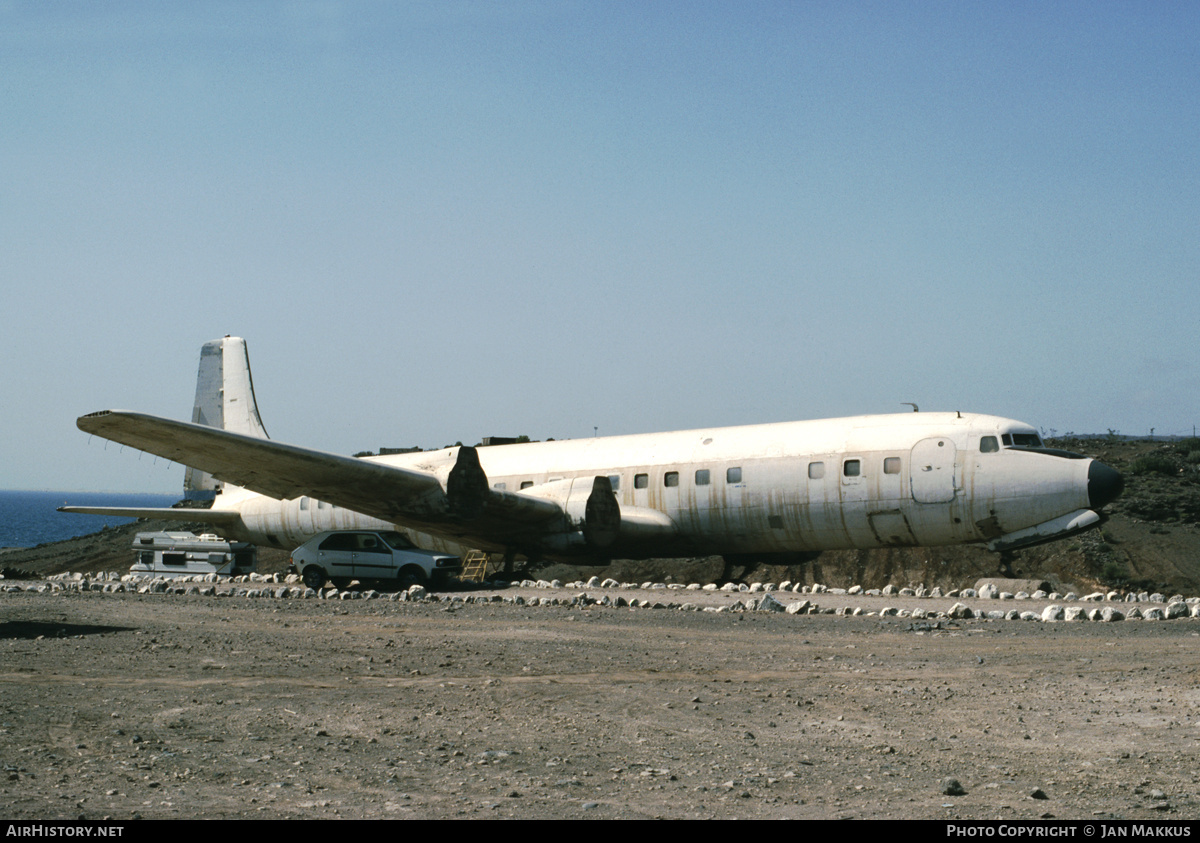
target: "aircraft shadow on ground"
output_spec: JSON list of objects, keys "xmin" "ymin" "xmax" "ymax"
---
[{"xmin": 0, "ymin": 620, "xmax": 137, "ymax": 640}]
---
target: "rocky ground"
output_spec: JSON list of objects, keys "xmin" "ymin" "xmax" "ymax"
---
[
  {"xmin": 3, "ymin": 436, "xmax": 1200, "ymax": 820},
  {"xmin": 2, "ymin": 577, "xmax": 1200, "ymax": 820}
]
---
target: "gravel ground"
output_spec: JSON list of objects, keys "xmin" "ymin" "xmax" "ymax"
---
[{"xmin": 2, "ymin": 583, "xmax": 1200, "ymax": 820}]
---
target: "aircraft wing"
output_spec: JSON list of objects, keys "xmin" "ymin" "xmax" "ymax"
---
[
  {"xmin": 76, "ymin": 410, "xmax": 447, "ymax": 524},
  {"xmin": 75, "ymin": 410, "xmax": 668, "ymax": 554}
]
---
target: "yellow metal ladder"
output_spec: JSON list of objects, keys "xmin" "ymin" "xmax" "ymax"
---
[{"xmin": 460, "ymin": 550, "xmax": 494, "ymax": 582}]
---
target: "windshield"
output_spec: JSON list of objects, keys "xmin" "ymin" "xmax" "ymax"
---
[{"xmin": 1002, "ymin": 432, "xmax": 1043, "ymax": 448}]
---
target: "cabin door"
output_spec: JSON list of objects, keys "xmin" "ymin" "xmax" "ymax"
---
[
  {"xmin": 910, "ymin": 438, "xmax": 957, "ymax": 503},
  {"xmin": 838, "ymin": 456, "xmax": 874, "ymax": 545}
]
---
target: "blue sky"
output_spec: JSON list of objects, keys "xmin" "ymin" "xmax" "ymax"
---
[{"xmin": 2, "ymin": 1, "xmax": 1198, "ymax": 493}]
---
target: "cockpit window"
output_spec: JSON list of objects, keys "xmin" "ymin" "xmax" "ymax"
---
[
  {"xmin": 980, "ymin": 436, "xmax": 999, "ymax": 453},
  {"xmin": 1002, "ymin": 432, "xmax": 1043, "ymax": 448}
]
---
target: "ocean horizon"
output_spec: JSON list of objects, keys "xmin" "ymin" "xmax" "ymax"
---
[{"xmin": 0, "ymin": 490, "xmax": 181, "ymax": 549}]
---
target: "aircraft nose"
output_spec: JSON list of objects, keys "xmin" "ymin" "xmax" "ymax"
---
[{"xmin": 1088, "ymin": 460, "xmax": 1124, "ymax": 510}]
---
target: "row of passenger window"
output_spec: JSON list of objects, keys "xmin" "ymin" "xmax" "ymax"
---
[
  {"xmin": 830, "ymin": 457, "xmax": 902, "ymax": 479},
  {"xmin": 631, "ymin": 466, "xmax": 743, "ymax": 490},
  {"xmin": 498, "ymin": 467, "xmax": 745, "ymax": 493},
  {"xmin": 499, "ymin": 457, "xmax": 907, "ymax": 493}
]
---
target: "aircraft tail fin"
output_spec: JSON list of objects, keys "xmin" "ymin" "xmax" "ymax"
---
[{"xmin": 184, "ymin": 336, "xmax": 268, "ymax": 500}]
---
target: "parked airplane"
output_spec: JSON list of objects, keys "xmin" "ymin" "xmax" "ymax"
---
[{"xmin": 63, "ymin": 337, "xmax": 1123, "ymax": 571}]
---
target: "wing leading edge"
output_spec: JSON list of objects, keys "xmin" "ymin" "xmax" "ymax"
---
[
  {"xmin": 74, "ymin": 410, "xmax": 672, "ymax": 555},
  {"xmin": 76, "ymin": 411, "xmax": 447, "ymax": 525}
]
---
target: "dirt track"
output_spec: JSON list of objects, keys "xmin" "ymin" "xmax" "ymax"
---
[{"xmin": 3, "ymin": 585, "xmax": 1200, "ymax": 820}]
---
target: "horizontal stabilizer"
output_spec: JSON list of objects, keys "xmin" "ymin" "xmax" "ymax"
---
[{"xmin": 57, "ymin": 506, "xmax": 240, "ymax": 523}]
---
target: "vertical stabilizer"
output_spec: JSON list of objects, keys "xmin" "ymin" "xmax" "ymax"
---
[{"xmin": 184, "ymin": 336, "xmax": 269, "ymax": 500}]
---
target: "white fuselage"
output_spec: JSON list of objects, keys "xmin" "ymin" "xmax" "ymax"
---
[{"xmin": 223, "ymin": 412, "xmax": 1098, "ymax": 559}]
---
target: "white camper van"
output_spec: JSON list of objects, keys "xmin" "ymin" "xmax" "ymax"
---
[{"xmin": 131, "ymin": 531, "xmax": 257, "ymax": 578}]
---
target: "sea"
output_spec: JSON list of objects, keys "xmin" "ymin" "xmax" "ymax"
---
[{"xmin": 0, "ymin": 490, "xmax": 181, "ymax": 549}]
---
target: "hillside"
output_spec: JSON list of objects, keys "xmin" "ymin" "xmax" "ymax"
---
[{"xmin": 5, "ymin": 437, "xmax": 1199, "ymax": 593}]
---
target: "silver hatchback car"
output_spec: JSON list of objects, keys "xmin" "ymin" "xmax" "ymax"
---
[{"xmin": 290, "ymin": 530, "xmax": 461, "ymax": 590}]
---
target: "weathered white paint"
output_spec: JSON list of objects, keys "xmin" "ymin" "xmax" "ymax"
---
[
  {"xmin": 229, "ymin": 411, "xmax": 1090, "ymax": 557},
  {"xmin": 64, "ymin": 339, "xmax": 1122, "ymax": 563}
]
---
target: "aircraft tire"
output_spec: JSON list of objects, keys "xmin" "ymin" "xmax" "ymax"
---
[{"xmin": 301, "ymin": 567, "xmax": 326, "ymax": 590}]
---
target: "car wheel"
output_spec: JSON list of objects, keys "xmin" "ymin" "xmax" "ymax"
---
[
  {"xmin": 301, "ymin": 567, "xmax": 326, "ymax": 590},
  {"xmin": 398, "ymin": 566, "xmax": 428, "ymax": 589}
]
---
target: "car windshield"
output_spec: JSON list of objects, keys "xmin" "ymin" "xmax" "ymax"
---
[{"xmin": 378, "ymin": 531, "xmax": 417, "ymax": 550}]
